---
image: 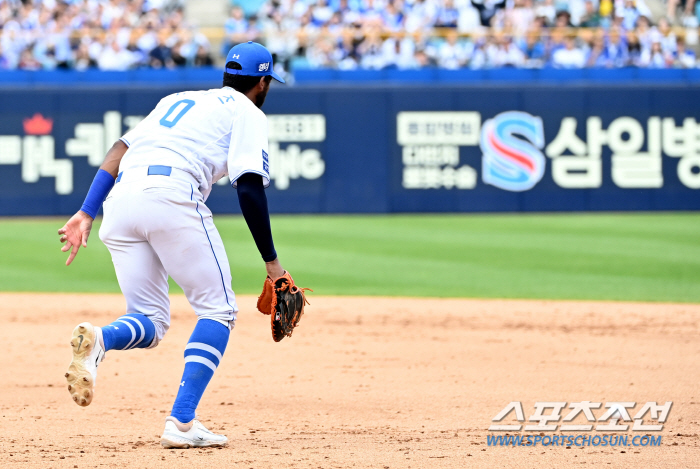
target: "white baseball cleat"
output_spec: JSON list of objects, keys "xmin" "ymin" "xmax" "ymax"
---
[
  {"xmin": 65, "ymin": 322, "xmax": 105, "ymax": 407},
  {"xmin": 160, "ymin": 416, "xmax": 229, "ymax": 449}
]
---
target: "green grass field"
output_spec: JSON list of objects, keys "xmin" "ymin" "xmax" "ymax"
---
[{"xmin": 0, "ymin": 213, "xmax": 698, "ymax": 302}]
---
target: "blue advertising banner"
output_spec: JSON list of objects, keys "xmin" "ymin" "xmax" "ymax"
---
[{"xmin": 0, "ymin": 83, "xmax": 699, "ymax": 215}]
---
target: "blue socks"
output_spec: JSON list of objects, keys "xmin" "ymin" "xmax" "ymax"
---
[
  {"xmin": 170, "ymin": 319, "xmax": 230, "ymax": 423},
  {"xmin": 99, "ymin": 315, "xmax": 229, "ymax": 423},
  {"xmin": 101, "ymin": 313, "xmax": 156, "ymax": 351}
]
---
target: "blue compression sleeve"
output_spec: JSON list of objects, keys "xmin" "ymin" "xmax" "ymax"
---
[
  {"xmin": 80, "ymin": 169, "xmax": 115, "ymax": 219},
  {"xmin": 236, "ymin": 173, "xmax": 277, "ymax": 262}
]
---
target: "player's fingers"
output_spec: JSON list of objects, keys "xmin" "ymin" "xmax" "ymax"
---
[
  {"xmin": 81, "ymin": 230, "xmax": 90, "ymax": 248},
  {"xmin": 60, "ymin": 235, "xmax": 68, "ymax": 243},
  {"xmin": 66, "ymin": 245, "xmax": 79, "ymax": 266},
  {"xmin": 61, "ymin": 242, "xmax": 73, "ymax": 252}
]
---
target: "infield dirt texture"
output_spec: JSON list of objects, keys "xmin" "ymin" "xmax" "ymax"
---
[
  {"xmin": 0, "ymin": 214, "xmax": 699, "ymax": 468},
  {"xmin": 1, "ymin": 294, "xmax": 699, "ymax": 468}
]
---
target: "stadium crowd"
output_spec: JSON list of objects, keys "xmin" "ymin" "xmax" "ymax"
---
[
  {"xmin": 0, "ymin": 0, "xmax": 213, "ymax": 70},
  {"xmin": 239, "ymin": 0, "xmax": 700, "ymax": 71},
  {"xmin": 0, "ymin": 0, "xmax": 698, "ymax": 71}
]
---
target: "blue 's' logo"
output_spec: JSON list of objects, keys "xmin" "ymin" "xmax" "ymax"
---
[{"xmin": 480, "ymin": 111, "xmax": 545, "ymax": 192}]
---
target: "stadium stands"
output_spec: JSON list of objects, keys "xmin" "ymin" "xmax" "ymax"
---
[
  {"xmin": 242, "ymin": 0, "xmax": 700, "ymax": 74},
  {"xmin": 0, "ymin": 0, "xmax": 699, "ymax": 74},
  {"xmin": 0, "ymin": 0, "xmax": 213, "ymax": 70}
]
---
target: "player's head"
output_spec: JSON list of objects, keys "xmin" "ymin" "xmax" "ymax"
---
[{"xmin": 223, "ymin": 41, "xmax": 284, "ymax": 109}]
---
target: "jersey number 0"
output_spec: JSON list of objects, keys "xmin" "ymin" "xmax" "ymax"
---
[{"xmin": 159, "ymin": 99, "xmax": 195, "ymax": 128}]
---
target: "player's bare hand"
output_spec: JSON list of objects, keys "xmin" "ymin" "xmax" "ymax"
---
[
  {"xmin": 265, "ymin": 258, "xmax": 285, "ymax": 279},
  {"xmin": 58, "ymin": 210, "xmax": 94, "ymax": 266}
]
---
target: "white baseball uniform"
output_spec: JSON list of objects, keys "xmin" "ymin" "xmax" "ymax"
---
[{"xmin": 99, "ymin": 87, "xmax": 270, "ymax": 345}]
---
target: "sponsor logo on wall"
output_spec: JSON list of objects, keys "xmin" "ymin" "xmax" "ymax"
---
[
  {"xmin": 0, "ymin": 111, "xmax": 143, "ymax": 195},
  {"xmin": 217, "ymin": 114, "xmax": 326, "ymax": 190},
  {"xmin": 397, "ymin": 111, "xmax": 700, "ymax": 191},
  {"xmin": 266, "ymin": 114, "xmax": 326, "ymax": 190},
  {"xmin": 0, "ymin": 112, "xmax": 324, "ymax": 194},
  {"xmin": 397, "ymin": 112, "xmax": 479, "ymax": 190},
  {"xmin": 3, "ymin": 109, "xmax": 699, "ymax": 195},
  {"xmin": 481, "ymin": 111, "xmax": 545, "ymax": 192}
]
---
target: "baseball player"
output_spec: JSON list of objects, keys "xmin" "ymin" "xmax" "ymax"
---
[{"xmin": 57, "ymin": 42, "xmax": 299, "ymax": 449}]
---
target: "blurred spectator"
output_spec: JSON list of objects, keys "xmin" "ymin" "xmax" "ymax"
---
[
  {"xmin": 471, "ymin": 0, "xmax": 507, "ymax": 27},
  {"xmin": 18, "ymin": 48, "xmax": 42, "ymax": 70},
  {"xmin": 0, "ymin": 43, "xmax": 11, "ymax": 69},
  {"xmin": 382, "ymin": 32, "xmax": 419, "ymax": 68},
  {"xmin": 579, "ymin": 0, "xmax": 602, "ymax": 27},
  {"xmin": 554, "ymin": 10, "xmax": 573, "ymax": 28},
  {"xmin": 666, "ymin": 0, "xmax": 696, "ymax": 23},
  {"xmin": 194, "ymin": 45, "xmax": 214, "ymax": 66},
  {"xmin": 567, "ymin": 0, "xmax": 589, "ymax": 26},
  {"xmin": 223, "ymin": 6, "xmax": 250, "ymax": 53},
  {"xmin": 382, "ymin": 1, "xmax": 406, "ymax": 31},
  {"xmin": 469, "ymin": 36, "xmax": 494, "ymax": 68},
  {"xmin": 616, "ymin": 0, "xmax": 652, "ymax": 22},
  {"xmin": 311, "ymin": 0, "xmax": 334, "ymax": 26},
  {"xmin": 587, "ymin": 30, "xmax": 610, "ymax": 66},
  {"xmin": 546, "ymin": 25, "xmax": 567, "ymax": 57},
  {"xmin": 534, "ymin": 0, "xmax": 556, "ymax": 25},
  {"xmin": 306, "ymin": 36, "xmax": 339, "ymax": 68},
  {"xmin": 519, "ymin": 28, "xmax": 546, "ymax": 67},
  {"xmin": 356, "ymin": 27, "xmax": 385, "ymax": 69},
  {"xmin": 404, "ymin": 0, "xmax": 437, "ymax": 33},
  {"xmin": 74, "ymin": 43, "xmax": 98, "ymax": 71},
  {"xmin": 149, "ymin": 32, "xmax": 174, "ymax": 68},
  {"xmin": 552, "ymin": 36, "xmax": 586, "ymax": 68},
  {"xmin": 626, "ymin": 29, "xmax": 643, "ymax": 65},
  {"xmin": 639, "ymin": 41, "xmax": 670, "ymax": 67},
  {"xmin": 635, "ymin": 15, "xmax": 653, "ymax": 50},
  {"xmin": 436, "ymin": 0, "xmax": 460, "ymax": 28},
  {"xmin": 99, "ymin": 40, "xmax": 137, "ymax": 70},
  {"xmin": 673, "ymin": 36, "xmax": 696, "ymax": 67},
  {"xmin": 413, "ymin": 48, "xmax": 434, "ymax": 67},
  {"xmin": 599, "ymin": 0, "xmax": 614, "ymax": 21},
  {"xmin": 457, "ymin": 1, "xmax": 482, "ymax": 33},
  {"xmin": 434, "ymin": 30, "xmax": 472, "ymax": 68},
  {"xmin": 618, "ymin": 0, "xmax": 642, "ymax": 30},
  {"xmin": 654, "ymin": 17, "xmax": 678, "ymax": 54},
  {"xmin": 605, "ymin": 27, "xmax": 630, "ymax": 67},
  {"xmin": 492, "ymin": 34, "xmax": 525, "ymax": 66}
]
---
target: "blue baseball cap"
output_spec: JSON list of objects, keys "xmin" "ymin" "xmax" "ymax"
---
[{"xmin": 225, "ymin": 41, "xmax": 285, "ymax": 83}]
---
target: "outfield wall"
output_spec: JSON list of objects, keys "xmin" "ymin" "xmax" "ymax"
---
[{"xmin": 1, "ymin": 73, "xmax": 699, "ymax": 215}]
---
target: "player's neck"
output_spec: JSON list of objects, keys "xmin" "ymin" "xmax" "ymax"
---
[
  {"xmin": 222, "ymin": 86, "xmax": 261, "ymax": 108},
  {"xmin": 243, "ymin": 90, "xmax": 258, "ymax": 106}
]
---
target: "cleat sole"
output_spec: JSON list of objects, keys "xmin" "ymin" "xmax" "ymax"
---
[{"xmin": 65, "ymin": 322, "xmax": 97, "ymax": 407}]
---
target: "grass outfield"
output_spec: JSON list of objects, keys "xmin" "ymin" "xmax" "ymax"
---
[{"xmin": 0, "ymin": 213, "xmax": 698, "ymax": 302}]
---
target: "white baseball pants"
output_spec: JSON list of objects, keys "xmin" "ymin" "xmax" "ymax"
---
[{"xmin": 99, "ymin": 167, "xmax": 238, "ymax": 347}]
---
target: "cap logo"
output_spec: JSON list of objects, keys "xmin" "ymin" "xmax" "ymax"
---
[
  {"xmin": 258, "ymin": 62, "xmax": 270, "ymax": 72},
  {"xmin": 232, "ymin": 54, "xmax": 240, "ymax": 59}
]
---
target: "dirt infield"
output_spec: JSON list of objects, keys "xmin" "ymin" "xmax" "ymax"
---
[{"xmin": 0, "ymin": 293, "xmax": 698, "ymax": 468}]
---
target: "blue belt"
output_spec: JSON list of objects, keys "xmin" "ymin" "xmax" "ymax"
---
[{"xmin": 116, "ymin": 165, "xmax": 172, "ymax": 183}]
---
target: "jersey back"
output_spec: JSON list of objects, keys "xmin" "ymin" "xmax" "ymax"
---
[{"xmin": 120, "ymin": 87, "xmax": 270, "ymax": 200}]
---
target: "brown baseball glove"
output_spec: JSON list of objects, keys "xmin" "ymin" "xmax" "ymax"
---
[{"xmin": 257, "ymin": 271, "xmax": 311, "ymax": 342}]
